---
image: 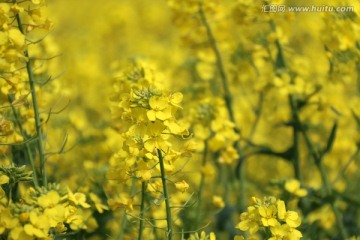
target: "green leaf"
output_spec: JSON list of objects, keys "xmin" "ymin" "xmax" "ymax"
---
[
  {"xmin": 351, "ymin": 110, "xmax": 360, "ymax": 129},
  {"xmin": 323, "ymin": 121, "xmax": 337, "ymax": 154}
]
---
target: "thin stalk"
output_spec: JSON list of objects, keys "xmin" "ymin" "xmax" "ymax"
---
[
  {"xmin": 138, "ymin": 181, "xmax": 146, "ymax": 240},
  {"xmin": 237, "ymin": 161, "xmax": 246, "ymax": 212},
  {"xmin": 7, "ymin": 183, "xmax": 13, "ymax": 207},
  {"xmin": 15, "ymin": 9, "xmax": 47, "ymax": 186},
  {"xmin": 223, "ymin": 165, "xmax": 230, "ymax": 203},
  {"xmin": 289, "ymin": 95, "xmax": 303, "ymax": 183},
  {"xmin": 118, "ymin": 178, "xmax": 137, "ymax": 240},
  {"xmin": 145, "ymin": 197, "xmax": 160, "ymax": 240},
  {"xmin": 198, "ymin": 3, "xmax": 236, "ymax": 126},
  {"xmin": 157, "ymin": 149, "xmax": 173, "ymax": 240},
  {"xmin": 118, "ymin": 209, "xmax": 127, "ymax": 240},
  {"xmin": 8, "ymin": 95, "xmax": 39, "ymax": 187},
  {"xmin": 318, "ymin": 163, "xmax": 347, "ymax": 239},
  {"xmin": 237, "ymin": 94, "xmax": 264, "ymax": 211},
  {"xmin": 195, "ymin": 140, "xmax": 208, "ymax": 228},
  {"xmin": 246, "ymin": 93, "xmax": 264, "ymax": 148},
  {"xmin": 332, "ymin": 148, "xmax": 360, "ymax": 186}
]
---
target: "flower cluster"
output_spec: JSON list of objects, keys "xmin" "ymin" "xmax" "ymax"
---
[
  {"xmin": 108, "ymin": 61, "xmax": 192, "ymax": 183},
  {"xmin": 0, "ymin": 1, "xmax": 109, "ymax": 240},
  {"xmin": 0, "ymin": 182, "xmax": 106, "ymax": 239},
  {"xmin": 106, "ymin": 61, "xmax": 195, "ymax": 238},
  {"xmin": 0, "ymin": 0, "xmax": 59, "ymax": 152},
  {"xmin": 236, "ymin": 196, "xmax": 302, "ymax": 240},
  {"xmin": 189, "ymin": 98, "xmax": 239, "ymax": 164},
  {"xmin": 188, "ymin": 231, "xmax": 216, "ymax": 240}
]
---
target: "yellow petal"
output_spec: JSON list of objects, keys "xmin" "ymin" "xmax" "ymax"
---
[
  {"xmin": 8, "ymin": 28, "xmax": 25, "ymax": 48},
  {"xmin": 174, "ymin": 180, "xmax": 189, "ymax": 193},
  {"xmin": 146, "ymin": 110, "xmax": 156, "ymax": 121},
  {"xmin": 0, "ymin": 174, "xmax": 9, "ymax": 185},
  {"xmin": 0, "ymin": 31, "xmax": 8, "ymax": 45},
  {"xmin": 38, "ymin": 190, "xmax": 60, "ymax": 208},
  {"xmin": 277, "ymin": 200, "xmax": 286, "ymax": 220}
]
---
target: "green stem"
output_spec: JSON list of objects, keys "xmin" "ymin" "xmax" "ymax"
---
[
  {"xmin": 318, "ymin": 163, "xmax": 331, "ymax": 194},
  {"xmin": 8, "ymin": 95, "xmax": 39, "ymax": 187},
  {"xmin": 223, "ymin": 165, "xmax": 230, "ymax": 203},
  {"xmin": 237, "ymin": 94, "xmax": 264, "ymax": 211},
  {"xmin": 300, "ymin": 126, "xmax": 348, "ymax": 239},
  {"xmin": 238, "ymin": 161, "xmax": 246, "ymax": 212},
  {"xmin": 195, "ymin": 140, "xmax": 208, "ymax": 228},
  {"xmin": 118, "ymin": 178, "xmax": 137, "ymax": 240},
  {"xmin": 318, "ymin": 163, "xmax": 348, "ymax": 239},
  {"xmin": 15, "ymin": 7, "xmax": 47, "ymax": 186},
  {"xmin": 145, "ymin": 197, "xmax": 160, "ymax": 239},
  {"xmin": 289, "ymin": 95, "xmax": 303, "ymax": 183},
  {"xmin": 332, "ymin": 148, "xmax": 360, "ymax": 186},
  {"xmin": 246, "ymin": 93, "xmax": 264, "ymax": 147},
  {"xmin": 157, "ymin": 149, "xmax": 173, "ymax": 240},
  {"xmin": 198, "ymin": 3, "xmax": 236, "ymax": 126},
  {"xmin": 138, "ymin": 181, "xmax": 146, "ymax": 240},
  {"xmin": 118, "ymin": 210, "xmax": 127, "ymax": 240},
  {"xmin": 7, "ymin": 183, "xmax": 13, "ymax": 207}
]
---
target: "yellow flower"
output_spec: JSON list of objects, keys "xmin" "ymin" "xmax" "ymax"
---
[
  {"xmin": 219, "ymin": 146, "xmax": 239, "ymax": 164},
  {"xmin": 89, "ymin": 193, "xmax": 109, "ymax": 213},
  {"xmin": 67, "ymin": 187, "xmax": 91, "ymax": 208},
  {"xmin": 54, "ymin": 222, "xmax": 67, "ymax": 234},
  {"xmin": 0, "ymin": 119, "xmax": 13, "ymax": 136},
  {"xmin": 308, "ymin": 204, "xmax": 335, "ymax": 230},
  {"xmin": 259, "ymin": 205, "xmax": 279, "ymax": 227},
  {"xmin": 24, "ymin": 212, "xmax": 49, "ymax": 238},
  {"xmin": 237, "ymin": 206, "xmax": 260, "ymax": 234},
  {"xmin": 169, "ymin": 92, "xmax": 183, "ymax": 108},
  {"xmin": 147, "ymin": 96, "xmax": 172, "ymax": 121},
  {"xmin": 175, "ymin": 180, "xmax": 189, "ymax": 193},
  {"xmin": 285, "ymin": 179, "xmax": 307, "ymax": 197},
  {"xmin": 107, "ymin": 194, "xmax": 134, "ymax": 211},
  {"xmin": 143, "ymin": 121, "xmax": 168, "ymax": 152},
  {"xmin": 277, "ymin": 200, "xmax": 301, "ymax": 228},
  {"xmin": 44, "ymin": 204, "xmax": 66, "ymax": 228},
  {"xmin": 0, "ymin": 208, "xmax": 18, "ymax": 234},
  {"xmin": 212, "ymin": 195, "xmax": 225, "ymax": 208},
  {"xmin": 8, "ymin": 28, "xmax": 25, "ymax": 48},
  {"xmin": 0, "ymin": 173, "xmax": 9, "ymax": 185},
  {"xmin": 10, "ymin": 4, "xmax": 24, "ymax": 14},
  {"xmin": 0, "ymin": 188, "xmax": 5, "ymax": 200},
  {"xmin": 37, "ymin": 190, "xmax": 60, "ymax": 208},
  {"xmin": 135, "ymin": 160, "xmax": 153, "ymax": 181},
  {"xmin": 285, "ymin": 225, "xmax": 303, "ymax": 240},
  {"xmin": 8, "ymin": 226, "xmax": 32, "ymax": 240},
  {"xmin": 188, "ymin": 231, "xmax": 216, "ymax": 240},
  {"xmin": 64, "ymin": 206, "xmax": 85, "ymax": 230},
  {"xmin": 269, "ymin": 224, "xmax": 287, "ymax": 240}
]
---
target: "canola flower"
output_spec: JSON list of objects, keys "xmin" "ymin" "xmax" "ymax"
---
[
  {"xmin": 236, "ymin": 196, "xmax": 302, "ymax": 240},
  {"xmin": 107, "ymin": 61, "xmax": 194, "ymax": 239},
  {"xmin": 0, "ymin": 1, "xmax": 108, "ymax": 239}
]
